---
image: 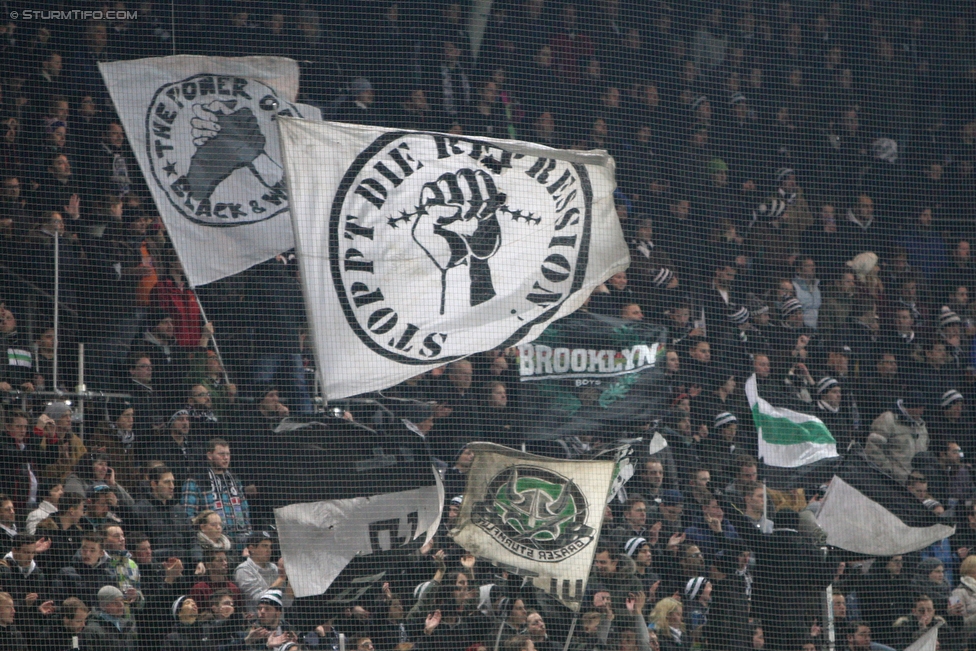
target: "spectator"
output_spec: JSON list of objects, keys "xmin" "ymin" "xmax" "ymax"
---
[
  {"xmin": 890, "ymin": 594, "xmax": 947, "ymax": 650},
  {"xmin": 189, "ymin": 549, "xmax": 241, "ymax": 608},
  {"xmin": 57, "ymin": 532, "xmax": 119, "ymax": 609},
  {"xmin": 0, "ymin": 410, "xmax": 38, "ymax": 513},
  {"xmin": 865, "ymin": 392, "xmax": 931, "ymax": 483},
  {"xmin": 86, "ymin": 585, "xmax": 138, "ymax": 649},
  {"xmin": 149, "ymin": 254, "xmax": 202, "ymax": 350},
  {"xmin": 188, "ymin": 510, "xmax": 233, "ymax": 568},
  {"xmin": 83, "ymin": 485, "xmax": 123, "ymax": 531},
  {"xmin": 234, "ymin": 531, "xmax": 290, "ymax": 615},
  {"xmin": 243, "ymin": 589, "xmax": 295, "ymax": 650},
  {"xmin": 0, "ymin": 591, "xmax": 26, "ymax": 650},
  {"xmin": 101, "ymin": 524, "xmax": 145, "ymax": 617},
  {"xmin": 149, "ymin": 409, "xmax": 198, "ymax": 488},
  {"xmin": 23, "ymin": 481, "xmax": 61, "ymax": 535},
  {"xmin": 37, "ymin": 492, "xmax": 86, "ymax": 571},
  {"xmin": 648, "ymin": 597, "xmax": 684, "ymax": 651},
  {"xmin": 131, "ymin": 465, "xmax": 190, "ymax": 562},
  {"xmin": 90, "ymin": 400, "xmax": 139, "ymax": 489},
  {"xmin": 0, "ymin": 495, "xmax": 18, "ymax": 544},
  {"xmin": 38, "ymin": 597, "xmax": 91, "ymax": 650},
  {"xmin": 792, "ymin": 257, "xmax": 822, "ymax": 329},
  {"xmin": 182, "ymin": 437, "xmax": 250, "ymax": 548},
  {"xmin": 33, "ymin": 401, "xmax": 87, "ymax": 483}
]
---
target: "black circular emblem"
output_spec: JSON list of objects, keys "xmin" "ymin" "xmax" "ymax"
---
[
  {"xmin": 145, "ymin": 74, "xmax": 310, "ymax": 227},
  {"xmin": 330, "ymin": 132, "xmax": 593, "ymax": 364}
]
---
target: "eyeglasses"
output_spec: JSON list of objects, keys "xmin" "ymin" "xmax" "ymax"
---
[
  {"xmin": 135, "ymin": 363, "xmax": 152, "ymax": 369},
  {"xmin": 192, "ymin": 391, "xmax": 210, "ymax": 397}
]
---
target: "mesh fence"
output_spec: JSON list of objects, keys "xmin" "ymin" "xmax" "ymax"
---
[{"xmin": 0, "ymin": 1, "xmax": 975, "ymax": 650}]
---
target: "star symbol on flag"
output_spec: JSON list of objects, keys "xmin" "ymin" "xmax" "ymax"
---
[{"xmin": 162, "ymin": 161, "xmax": 177, "ymax": 177}]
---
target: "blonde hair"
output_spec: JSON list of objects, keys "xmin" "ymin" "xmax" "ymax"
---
[
  {"xmin": 961, "ymin": 555, "xmax": 976, "ymax": 578},
  {"xmin": 193, "ymin": 509, "xmax": 220, "ymax": 528},
  {"xmin": 649, "ymin": 597, "xmax": 684, "ymax": 633}
]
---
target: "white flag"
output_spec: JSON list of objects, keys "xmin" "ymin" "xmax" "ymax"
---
[
  {"xmin": 275, "ymin": 468, "xmax": 444, "ymax": 599},
  {"xmin": 745, "ymin": 374, "xmax": 839, "ymax": 467},
  {"xmin": 450, "ymin": 442, "xmax": 616, "ymax": 611},
  {"xmin": 99, "ymin": 56, "xmax": 322, "ymax": 286},
  {"xmin": 277, "ymin": 119, "xmax": 628, "ymax": 399},
  {"xmin": 903, "ymin": 623, "xmax": 940, "ymax": 651}
]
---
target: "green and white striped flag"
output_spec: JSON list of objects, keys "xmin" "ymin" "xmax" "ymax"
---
[{"xmin": 744, "ymin": 374, "xmax": 838, "ymax": 468}]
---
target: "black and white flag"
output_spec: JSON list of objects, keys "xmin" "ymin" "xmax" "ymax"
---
[
  {"xmin": 815, "ymin": 454, "xmax": 955, "ymax": 556},
  {"xmin": 277, "ymin": 119, "xmax": 628, "ymax": 399},
  {"xmin": 269, "ymin": 418, "xmax": 444, "ymax": 599},
  {"xmin": 99, "ymin": 56, "xmax": 322, "ymax": 286}
]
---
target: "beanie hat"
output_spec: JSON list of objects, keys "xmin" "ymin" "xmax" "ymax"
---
[
  {"xmin": 44, "ymin": 401, "xmax": 71, "ymax": 420},
  {"xmin": 651, "ymin": 267, "xmax": 675, "ymax": 288},
  {"xmin": 624, "ymin": 537, "xmax": 648, "ymax": 557},
  {"xmin": 691, "ymin": 95, "xmax": 708, "ymax": 111},
  {"xmin": 939, "ymin": 306, "xmax": 962, "ymax": 329},
  {"xmin": 707, "ymin": 158, "xmax": 729, "ymax": 175},
  {"xmin": 816, "ymin": 377, "xmax": 839, "ymax": 396},
  {"xmin": 728, "ymin": 306, "xmax": 750, "ymax": 324},
  {"xmin": 714, "ymin": 412, "xmax": 737, "ymax": 429},
  {"xmin": 846, "ymin": 252, "xmax": 878, "ymax": 281},
  {"xmin": 450, "ymin": 495, "xmax": 464, "ymax": 506},
  {"xmin": 167, "ymin": 409, "xmax": 190, "ymax": 427},
  {"xmin": 98, "ymin": 585, "xmax": 124, "ymax": 605},
  {"xmin": 753, "ymin": 198, "xmax": 788, "ymax": 223},
  {"xmin": 685, "ymin": 577, "xmax": 708, "ymax": 601},
  {"xmin": 246, "ymin": 531, "xmax": 272, "ymax": 547},
  {"xmin": 780, "ymin": 298, "xmax": 804, "ymax": 317},
  {"xmin": 871, "ymin": 137, "xmax": 898, "ymax": 163},
  {"xmin": 941, "ymin": 390, "xmax": 964, "ymax": 408},
  {"xmin": 775, "ymin": 167, "xmax": 795, "ymax": 184},
  {"xmin": 172, "ymin": 595, "xmax": 189, "ymax": 620},
  {"xmin": 748, "ymin": 296, "xmax": 769, "ymax": 316},
  {"xmin": 258, "ymin": 589, "xmax": 284, "ymax": 609},
  {"xmin": 730, "ymin": 92, "xmax": 747, "ymax": 105}
]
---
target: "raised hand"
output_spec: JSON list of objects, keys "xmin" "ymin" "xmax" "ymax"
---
[{"xmin": 412, "ymin": 170, "xmax": 504, "ymax": 314}]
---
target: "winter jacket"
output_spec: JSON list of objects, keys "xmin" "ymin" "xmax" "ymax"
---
[
  {"xmin": 57, "ymin": 551, "xmax": 122, "ymax": 607},
  {"xmin": 85, "ymin": 610, "xmax": 138, "ymax": 650},
  {"xmin": 131, "ymin": 496, "xmax": 191, "ymax": 562},
  {"xmin": 865, "ymin": 408, "xmax": 929, "ymax": 483},
  {"xmin": 951, "ymin": 575, "xmax": 976, "ymax": 633},
  {"xmin": 792, "ymin": 276, "xmax": 822, "ymax": 329}
]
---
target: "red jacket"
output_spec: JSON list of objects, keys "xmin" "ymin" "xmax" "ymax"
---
[{"xmin": 151, "ymin": 279, "xmax": 202, "ymax": 347}]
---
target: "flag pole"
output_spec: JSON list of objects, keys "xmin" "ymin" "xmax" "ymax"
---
[
  {"xmin": 562, "ymin": 614, "xmax": 579, "ymax": 651},
  {"xmin": 193, "ymin": 293, "xmax": 231, "ymax": 385}
]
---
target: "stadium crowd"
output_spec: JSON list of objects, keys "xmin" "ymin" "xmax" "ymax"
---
[{"xmin": 2, "ymin": 0, "xmax": 976, "ymax": 649}]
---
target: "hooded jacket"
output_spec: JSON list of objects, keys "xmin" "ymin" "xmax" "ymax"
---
[{"xmin": 865, "ymin": 405, "xmax": 929, "ymax": 483}]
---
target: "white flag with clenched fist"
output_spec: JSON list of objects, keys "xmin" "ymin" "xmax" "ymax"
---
[
  {"xmin": 277, "ymin": 118, "xmax": 628, "ymax": 400},
  {"xmin": 100, "ymin": 56, "xmax": 321, "ymax": 286}
]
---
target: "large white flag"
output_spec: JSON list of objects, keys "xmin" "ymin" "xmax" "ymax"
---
[
  {"xmin": 99, "ymin": 56, "xmax": 322, "ymax": 286},
  {"xmin": 450, "ymin": 443, "xmax": 615, "ymax": 611},
  {"xmin": 278, "ymin": 119, "xmax": 628, "ymax": 399}
]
